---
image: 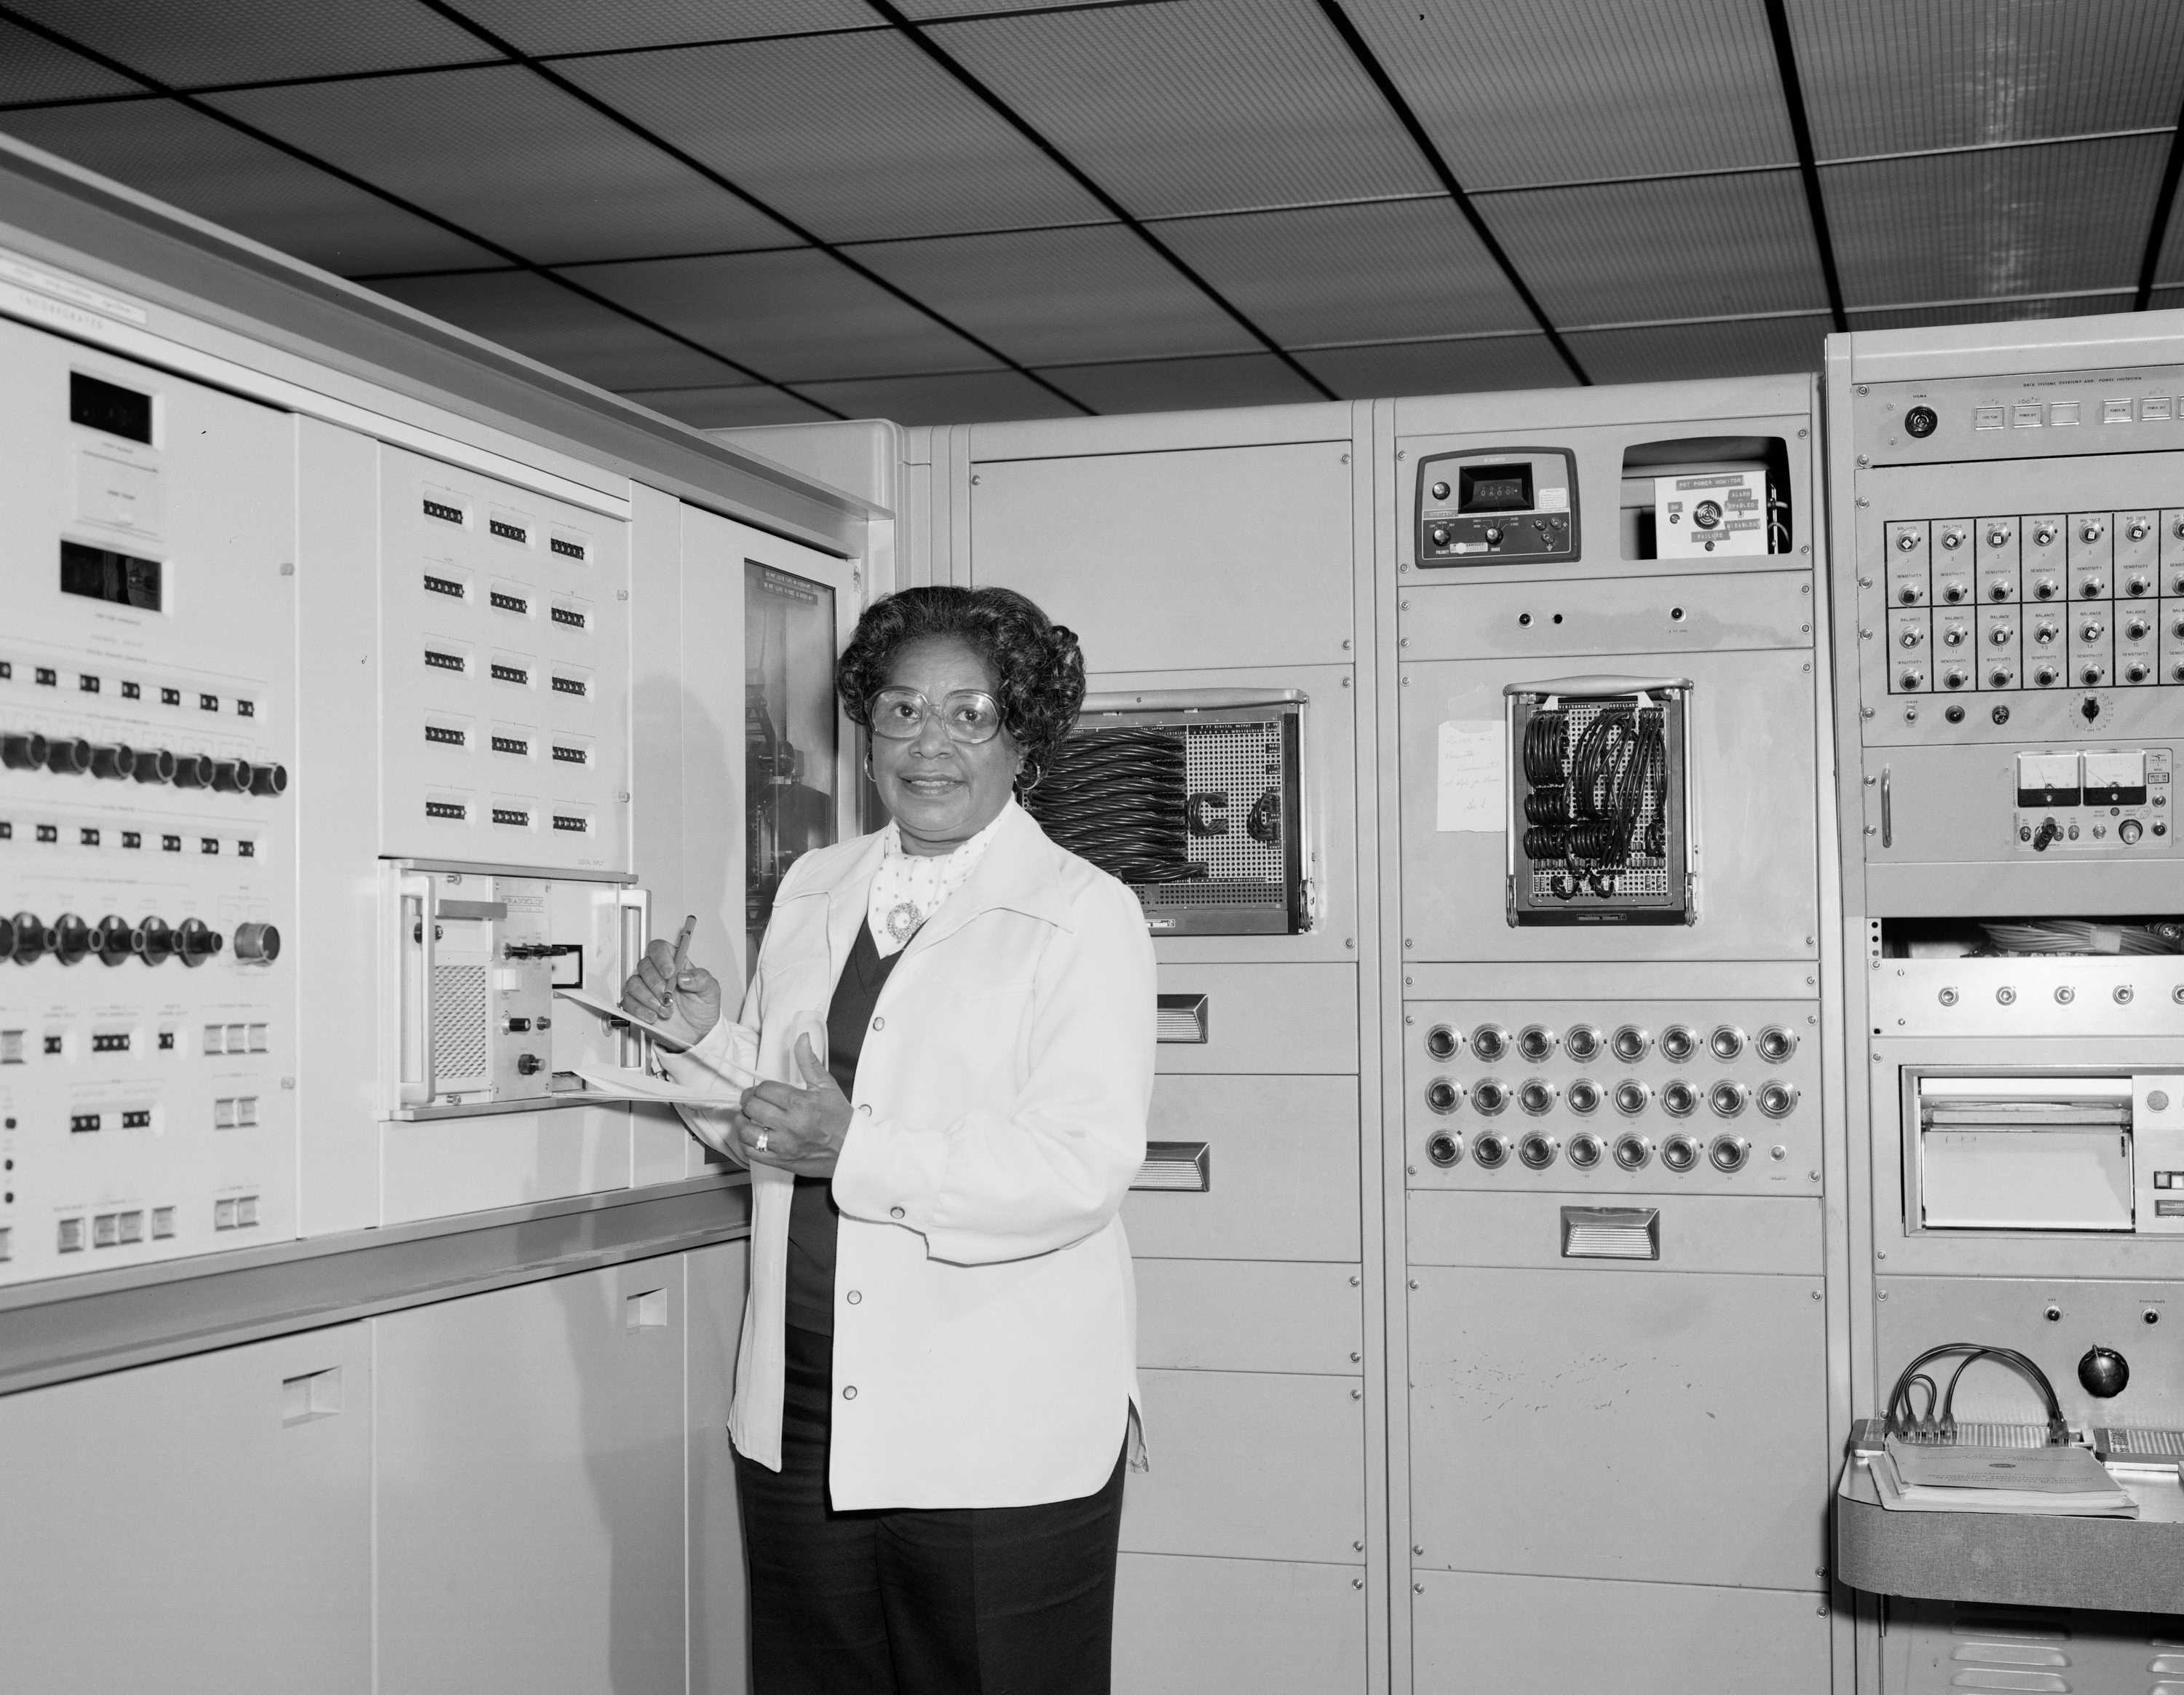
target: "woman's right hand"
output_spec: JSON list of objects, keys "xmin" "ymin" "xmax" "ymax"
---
[{"xmin": 620, "ymin": 914, "xmax": 723, "ymax": 1049}]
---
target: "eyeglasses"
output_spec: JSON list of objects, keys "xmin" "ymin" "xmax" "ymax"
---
[{"xmin": 866, "ymin": 687, "xmax": 1005, "ymax": 745}]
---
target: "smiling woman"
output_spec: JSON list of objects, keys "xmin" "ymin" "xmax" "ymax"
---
[{"xmin": 625, "ymin": 583, "xmax": 1155, "ymax": 1695}]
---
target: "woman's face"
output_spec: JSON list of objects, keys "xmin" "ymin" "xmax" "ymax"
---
[{"xmin": 869, "ymin": 636, "xmax": 1021, "ymax": 856}]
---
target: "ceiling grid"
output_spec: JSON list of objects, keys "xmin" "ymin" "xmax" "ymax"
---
[{"xmin": 0, "ymin": 0, "xmax": 2180, "ymax": 426}]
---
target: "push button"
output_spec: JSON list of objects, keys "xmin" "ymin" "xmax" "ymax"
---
[
  {"xmin": 890, "ymin": 1206, "xmax": 905, "ymax": 1219},
  {"xmin": 871, "ymin": 1016, "xmax": 885, "ymax": 1032},
  {"xmin": 842, "ymin": 1386, "xmax": 858, "ymax": 1400},
  {"xmin": 846, "ymin": 1290, "xmax": 862, "ymax": 1304}
]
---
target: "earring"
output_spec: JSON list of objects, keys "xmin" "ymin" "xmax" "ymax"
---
[{"xmin": 863, "ymin": 751, "xmax": 874, "ymax": 781}]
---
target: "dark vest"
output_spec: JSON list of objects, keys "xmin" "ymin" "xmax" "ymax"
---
[{"xmin": 783, "ymin": 919, "xmax": 902, "ymax": 1335}]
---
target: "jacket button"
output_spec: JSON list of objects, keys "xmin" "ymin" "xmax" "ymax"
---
[
  {"xmin": 871, "ymin": 1016, "xmax": 885, "ymax": 1031},
  {"xmin": 890, "ymin": 1206, "xmax": 905, "ymax": 1220},
  {"xmin": 842, "ymin": 1386, "xmax": 858, "ymax": 1400},
  {"xmin": 846, "ymin": 1290, "xmax": 861, "ymax": 1304}
]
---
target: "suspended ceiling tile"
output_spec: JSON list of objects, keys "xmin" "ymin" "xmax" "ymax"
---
[
  {"xmin": 1037, "ymin": 352, "xmax": 1324, "ymax": 414},
  {"xmin": 792, "ymin": 368, "xmax": 1085, "ymax": 425},
  {"xmin": 2, "ymin": 0, "xmax": 493, "ymax": 87},
  {"xmin": 897, "ymin": 0, "xmax": 1131, "ymax": 14},
  {"xmin": 1559, "ymin": 314, "xmax": 1832, "ymax": 384},
  {"xmin": 454, "ymin": 0, "xmax": 880, "ymax": 55},
  {"xmin": 842, "ymin": 224, "xmax": 1256, "ymax": 366},
  {"xmin": 1295, "ymin": 335, "xmax": 1577, "ymax": 400},
  {"xmin": 368, "ymin": 269, "xmax": 751, "ymax": 391},
  {"xmin": 621, "ymin": 384, "xmax": 834, "ymax": 428},
  {"xmin": 0, "ymin": 19, "xmax": 142, "ymax": 105},
  {"xmin": 1823, "ymin": 137, "xmax": 2167, "ymax": 308},
  {"xmin": 2153, "ymin": 289, "xmax": 2184, "ymax": 312},
  {"xmin": 2155, "ymin": 201, "xmax": 2184, "ymax": 289},
  {"xmin": 929, "ymin": 0, "xmax": 1439, "ymax": 217},
  {"xmin": 577, "ymin": 248, "xmax": 1001, "ymax": 382},
  {"xmin": 207, "ymin": 66, "xmax": 794, "ymax": 266},
  {"xmin": 1848, "ymin": 294, "xmax": 2136, "ymax": 331},
  {"xmin": 1476, "ymin": 169, "xmax": 1826, "ymax": 327},
  {"xmin": 1787, "ymin": 0, "xmax": 2184, "ymax": 161},
  {"xmin": 1340, "ymin": 0, "xmax": 1796, "ymax": 190},
  {"xmin": 1154, "ymin": 198, "xmax": 1535, "ymax": 345},
  {"xmin": 0, "ymin": 99, "xmax": 496, "ymax": 273},
  {"xmin": 558, "ymin": 33, "xmax": 1106, "ymax": 242}
]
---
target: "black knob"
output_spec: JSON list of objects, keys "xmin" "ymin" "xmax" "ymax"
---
[
  {"xmin": 210, "ymin": 759, "xmax": 253, "ymax": 794},
  {"xmin": 89, "ymin": 744, "xmax": 135, "ymax": 781},
  {"xmin": 516, "ymin": 1053, "xmax": 545, "ymax": 1076},
  {"xmin": 250, "ymin": 762, "xmax": 288, "ymax": 798},
  {"xmin": 134, "ymin": 917, "xmax": 173, "ymax": 966},
  {"xmin": 175, "ymin": 917, "xmax": 223, "ymax": 966},
  {"xmin": 44, "ymin": 737, "xmax": 92, "ymax": 775},
  {"xmin": 94, "ymin": 914, "xmax": 135, "ymax": 966},
  {"xmin": 2081, "ymin": 693, "xmax": 2102, "ymax": 722},
  {"xmin": 1426, "ymin": 1131, "xmax": 1460, "ymax": 1168},
  {"xmin": 1425, "ymin": 1079, "xmax": 1460, "ymax": 1115},
  {"xmin": 1424, "ymin": 1024, "xmax": 1458, "ymax": 1061},
  {"xmin": 132, "ymin": 748, "xmax": 175, "ymax": 784},
  {"xmin": 1903, "ymin": 405, "xmax": 1937, "ymax": 438},
  {"xmin": 0, "ymin": 732, "xmax": 47, "ymax": 770},
  {"xmin": 9, "ymin": 912, "xmax": 50, "ymax": 964},
  {"xmin": 52, "ymin": 913, "xmax": 90, "ymax": 965},
  {"xmin": 232, "ymin": 922, "xmax": 281, "ymax": 963},
  {"xmin": 2078, "ymin": 1346, "xmax": 2129, "ymax": 1399},
  {"xmin": 171, "ymin": 754, "xmax": 215, "ymax": 789}
]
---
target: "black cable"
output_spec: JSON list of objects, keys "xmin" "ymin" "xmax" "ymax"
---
[
  {"xmin": 1025, "ymin": 727, "xmax": 1200, "ymax": 885},
  {"xmin": 1883, "ymin": 1343, "xmax": 2070, "ymax": 1445}
]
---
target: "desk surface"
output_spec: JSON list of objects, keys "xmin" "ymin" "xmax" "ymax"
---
[{"xmin": 1837, "ymin": 1455, "xmax": 2184, "ymax": 1613}]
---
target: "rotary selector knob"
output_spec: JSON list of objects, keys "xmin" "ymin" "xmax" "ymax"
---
[
  {"xmin": 0, "ymin": 732, "xmax": 46, "ymax": 770},
  {"xmin": 2121, "ymin": 818, "xmax": 2145, "ymax": 845},
  {"xmin": 2081, "ymin": 618, "xmax": 2106, "ymax": 641},
  {"xmin": 1939, "ymin": 526, "xmax": 1967, "ymax": 550},
  {"xmin": 1942, "ymin": 623, "xmax": 1967, "ymax": 646},
  {"xmin": 2078, "ymin": 1346, "xmax": 2130, "ymax": 1399},
  {"xmin": 44, "ymin": 737, "xmax": 92, "ymax": 775},
  {"xmin": 2126, "ymin": 617, "xmax": 2151, "ymax": 641},
  {"xmin": 2128, "ymin": 519, "xmax": 2151, "ymax": 540},
  {"xmin": 1483, "ymin": 525, "xmax": 1503, "ymax": 544},
  {"xmin": 2126, "ymin": 574, "xmax": 2153, "ymax": 598},
  {"xmin": 2081, "ymin": 521, "xmax": 2105, "ymax": 542},
  {"xmin": 1989, "ymin": 624, "xmax": 2013, "ymax": 645},
  {"xmin": 2031, "ymin": 577, "xmax": 2060, "ymax": 600},
  {"xmin": 2033, "ymin": 525, "xmax": 2058, "ymax": 546},
  {"xmin": 250, "ymin": 762, "xmax": 288, "ymax": 797},
  {"xmin": 2079, "ymin": 575, "xmax": 2107, "ymax": 598},
  {"xmin": 171, "ymin": 754, "xmax": 215, "ymax": 789},
  {"xmin": 8, "ymin": 912, "xmax": 50, "ymax": 965},
  {"xmin": 1985, "ymin": 525, "xmax": 2012, "ymax": 547},
  {"xmin": 1429, "ymin": 525, "xmax": 1451, "ymax": 547},
  {"xmin": 1900, "ymin": 627, "xmax": 1926, "ymax": 647},
  {"xmin": 1896, "ymin": 531, "xmax": 1921, "ymax": 552},
  {"xmin": 89, "ymin": 744, "xmax": 135, "ymax": 781},
  {"xmin": 1897, "ymin": 582, "xmax": 1924, "ymax": 604}
]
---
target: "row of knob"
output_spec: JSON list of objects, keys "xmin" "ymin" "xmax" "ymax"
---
[
  {"xmin": 1907, "ymin": 515, "xmax": 2173, "ymax": 550},
  {"xmin": 1425, "ymin": 1126, "xmax": 1768, "ymax": 1174},
  {"xmin": 0, "ymin": 732, "xmax": 286, "ymax": 794},
  {"xmin": 1424, "ymin": 1075, "xmax": 1799, "ymax": 1120},
  {"xmin": 1425, "ymin": 1020, "xmax": 1797, "ymax": 1065},
  {"xmin": 1895, "ymin": 570, "xmax": 2184, "ymax": 606},
  {"xmin": 2, "ymin": 912, "xmax": 280, "ymax": 966},
  {"xmin": 1907, "ymin": 612, "xmax": 2183, "ymax": 647},
  {"xmin": 1902, "ymin": 660, "xmax": 2184, "ymax": 690}
]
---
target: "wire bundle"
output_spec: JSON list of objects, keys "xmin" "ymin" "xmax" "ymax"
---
[
  {"xmin": 1026, "ymin": 726, "xmax": 1200, "ymax": 884},
  {"xmin": 1522, "ymin": 711, "xmax": 1567, "ymax": 785},
  {"xmin": 1883, "ymin": 1343, "xmax": 2070, "ymax": 1447},
  {"xmin": 1979, "ymin": 919, "xmax": 2183, "ymax": 956}
]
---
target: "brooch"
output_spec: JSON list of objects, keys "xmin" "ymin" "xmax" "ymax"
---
[{"xmin": 885, "ymin": 901, "xmax": 923, "ymax": 944}]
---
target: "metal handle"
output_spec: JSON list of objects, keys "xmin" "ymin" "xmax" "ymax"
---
[
  {"xmin": 614, "ymin": 885, "xmax": 652, "ymax": 1070},
  {"xmin": 1505, "ymin": 675, "xmax": 1692, "ymax": 700},
  {"xmin": 1080, "ymin": 686, "xmax": 1306, "ymax": 714},
  {"xmin": 1880, "ymin": 765, "xmax": 1893, "ymax": 849},
  {"xmin": 397, "ymin": 870, "xmax": 437, "ymax": 1107}
]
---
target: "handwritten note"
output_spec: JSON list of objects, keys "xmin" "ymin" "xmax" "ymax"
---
[{"xmin": 1436, "ymin": 720, "xmax": 1506, "ymax": 831}]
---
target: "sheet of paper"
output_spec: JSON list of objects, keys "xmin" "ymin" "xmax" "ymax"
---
[
  {"xmin": 569, "ymin": 1066, "xmax": 741, "ymax": 1107},
  {"xmin": 552, "ymin": 984, "xmax": 702, "ymax": 1052},
  {"xmin": 1436, "ymin": 719, "xmax": 1506, "ymax": 832}
]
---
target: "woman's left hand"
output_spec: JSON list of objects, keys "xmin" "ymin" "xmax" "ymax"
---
[{"xmin": 735, "ymin": 1035, "xmax": 855, "ymax": 1177}]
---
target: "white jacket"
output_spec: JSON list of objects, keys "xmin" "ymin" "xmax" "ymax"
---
[{"xmin": 670, "ymin": 800, "xmax": 1157, "ymax": 1510}]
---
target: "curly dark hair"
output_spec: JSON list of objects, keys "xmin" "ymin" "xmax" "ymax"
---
[{"xmin": 836, "ymin": 585, "xmax": 1086, "ymax": 793}]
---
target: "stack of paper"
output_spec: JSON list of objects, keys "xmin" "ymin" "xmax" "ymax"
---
[{"xmin": 1874, "ymin": 1438, "xmax": 2139, "ymax": 1518}]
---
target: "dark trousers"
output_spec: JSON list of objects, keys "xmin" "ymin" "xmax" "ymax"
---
[{"xmin": 734, "ymin": 1324, "xmax": 1128, "ymax": 1695}]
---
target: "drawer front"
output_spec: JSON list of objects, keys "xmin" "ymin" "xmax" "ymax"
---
[
  {"xmin": 1136, "ymin": 1260, "xmax": 1361, "ymax": 1376},
  {"xmin": 1154, "ymin": 964, "xmax": 1357, "ymax": 1074},
  {"xmin": 1126, "ymin": 1074, "xmax": 1360, "ymax": 1261},
  {"xmin": 1115, "ymin": 1553, "xmax": 1366, "ymax": 1695}
]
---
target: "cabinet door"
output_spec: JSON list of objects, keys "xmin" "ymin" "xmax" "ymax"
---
[
  {"xmin": 689, "ymin": 1240, "xmax": 750, "ymax": 1694},
  {"xmin": 376, "ymin": 1262, "xmax": 684, "ymax": 1694},
  {"xmin": 0, "ymin": 1324, "xmax": 371, "ymax": 1695}
]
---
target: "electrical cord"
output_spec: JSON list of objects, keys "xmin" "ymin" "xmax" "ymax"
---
[
  {"xmin": 1883, "ymin": 1343, "xmax": 2070, "ymax": 1445},
  {"xmin": 1979, "ymin": 919, "xmax": 2182, "ymax": 956},
  {"xmin": 1026, "ymin": 727, "xmax": 1200, "ymax": 884}
]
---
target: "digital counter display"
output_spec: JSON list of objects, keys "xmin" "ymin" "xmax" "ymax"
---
[
  {"xmin": 69, "ymin": 373, "xmax": 153, "ymax": 445},
  {"xmin": 1459, "ymin": 464, "xmax": 1532, "ymax": 513},
  {"xmin": 60, "ymin": 541, "xmax": 162, "ymax": 611}
]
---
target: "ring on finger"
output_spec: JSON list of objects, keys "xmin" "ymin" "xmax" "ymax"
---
[{"xmin": 753, "ymin": 1131, "xmax": 769, "ymax": 1152}]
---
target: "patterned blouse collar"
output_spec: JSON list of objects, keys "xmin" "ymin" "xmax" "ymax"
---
[{"xmin": 865, "ymin": 799, "xmax": 1016, "ymax": 957}]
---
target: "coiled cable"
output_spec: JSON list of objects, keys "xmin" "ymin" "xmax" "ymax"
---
[{"xmin": 1026, "ymin": 727, "xmax": 1199, "ymax": 884}]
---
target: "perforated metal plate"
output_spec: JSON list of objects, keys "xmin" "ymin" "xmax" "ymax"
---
[
  {"xmin": 1297, "ymin": 334, "xmax": 1576, "ymax": 398},
  {"xmin": 1036, "ymin": 353, "xmax": 1322, "ymax": 415},
  {"xmin": 577, "ymin": 249, "xmax": 1000, "ymax": 382},
  {"xmin": 1340, "ymin": 0, "xmax": 1796, "ymax": 189},
  {"xmin": 1475, "ymin": 170, "xmax": 1827, "ymax": 327},
  {"xmin": 0, "ymin": 100, "xmax": 498, "ymax": 274},
  {"xmin": 0, "ymin": 18, "xmax": 141, "ymax": 105},
  {"xmin": 930, "ymin": 0, "xmax": 1437, "ymax": 218},
  {"xmin": 1786, "ymin": 0, "xmax": 2184, "ymax": 161},
  {"xmin": 431, "ymin": 964, "xmax": 491, "ymax": 1088},
  {"xmin": 451, "ymin": 0, "xmax": 879, "ymax": 55},
  {"xmin": 558, "ymin": 34, "xmax": 1107, "ymax": 242},
  {"xmin": 1155, "ymin": 199, "xmax": 1535, "ymax": 346},
  {"xmin": 842, "ymin": 224, "xmax": 1257, "ymax": 366},
  {"xmin": 208, "ymin": 66, "xmax": 794, "ymax": 266},
  {"xmin": 4, "ymin": 0, "xmax": 491, "ymax": 86},
  {"xmin": 1560, "ymin": 315, "xmax": 1830, "ymax": 385},
  {"xmin": 1821, "ymin": 138, "xmax": 2168, "ymax": 308},
  {"xmin": 372, "ymin": 271, "xmax": 754, "ymax": 390}
]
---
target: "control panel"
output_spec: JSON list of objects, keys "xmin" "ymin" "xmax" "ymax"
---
[
  {"xmin": 2010, "ymin": 746, "xmax": 2172, "ymax": 852},
  {"xmin": 1415, "ymin": 447, "xmax": 1578, "ymax": 566},
  {"xmin": 0, "ymin": 317, "xmax": 296, "ymax": 1285}
]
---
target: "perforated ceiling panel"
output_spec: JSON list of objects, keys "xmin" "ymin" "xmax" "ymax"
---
[
  {"xmin": 577, "ymin": 248, "xmax": 1000, "ymax": 382},
  {"xmin": 558, "ymin": 33, "xmax": 1107, "ymax": 242},
  {"xmin": 1476, "ymin": 170, "xmax": 1826, "ymax": 327},
  {"xmin": 1154, "ymin": 198, "xmax": 1535, "ymax": 346},
  {"xmin": 449, "ymin": 0, "xmax": 882, "ymax": 56},
  {"xmin": 1787, "ymin": 0, "xmax": 2184, "ymax": 161},
  {"xmin": 0, "ymin": 18, "xmax": 139, "ymax": 104},
  {"xmin": 843, "ymin": 224, "xmax": 1257, "ymax": 366},
  {"xmin": 1297, "ymin": 334, "xmax": 1576, "ymax": 399},
  {"xmin": 369, "ymin": 270, "xmax": 752, "ymax": 392},
  {"xmin": 1340, "ymin": 0, "xmax": 1797, "ymax": 189},
  {"xmin": 1561, "ymin": 314, "xmax": 1829, "ymax": 384},
  {"xmin": 930, "ymin": 0, "xmax": 1439, "ymax": 218},
  {"xmin": 0, "ymin": 99, "xmax": 497, "ymax": 273},
  {"xmin": 1, "ymin": 0, "xmax": 491, "ymax": 86},
  {"xmin": 1822, "ymin": 136, "xmax": 2169, "ymax": 309},
  {"xmin": 207, "ymin": 66, "xmax": 794, "ymax": 266},
  {"xmin": 793, "ymin": 369, "xmax": 1083, "ymax": 427},
  {"xmin": 2159, "ymin": 212, "xmax": 2184, "ymax": 291},
  {"xmin": 1039, "ymin": 352, "xmax": 1324, "ymax": 415}
]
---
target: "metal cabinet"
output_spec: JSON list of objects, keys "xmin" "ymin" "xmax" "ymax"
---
[{"xmin": 1115, "ymin": 1552, "xmax": 1366, "ymax": 1695}]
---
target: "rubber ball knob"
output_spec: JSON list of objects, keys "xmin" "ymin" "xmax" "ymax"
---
[{"xmin": 2078, "ymin": 1345, "xmax": 2129, "ymax": 1399}]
